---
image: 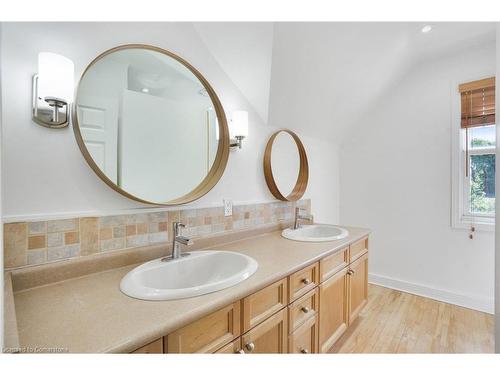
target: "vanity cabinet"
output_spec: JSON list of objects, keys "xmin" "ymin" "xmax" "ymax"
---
[
  {"xmin": 348, "ymin": 252, "xmax": 369, "ymax": 324},
  {"xmin": 139, "ymin": 236, "xmax": 369, "ymax": 354},
  {"xmin": 131, "ymin": 338, "xmax": 163, "ymax": 354},
  {"xmin": 318, "ymin": 267, "xmax": 349, "ymax": 353}
]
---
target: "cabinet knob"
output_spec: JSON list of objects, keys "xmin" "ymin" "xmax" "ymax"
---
[
  {"xmin": 300, "ymin": 348, "xmax": 309, "ymax": 354},
  {"xmin": 235, "ymin": 349, "xmax": 245, "ymax": 354},
  {"xmin": 245, "ymin": 342, "xmax": 255, "ymax": 352},
  {"xmin": 302, "ymin": 278, "xmax": 311, "ymax": 285},
  {"xmin": 301, "ymin": 306, "xmax": 310, "ymax": 314},
  {"xmin": 347, "ymin": 269, "xmax": 354, "ymax": 275}
]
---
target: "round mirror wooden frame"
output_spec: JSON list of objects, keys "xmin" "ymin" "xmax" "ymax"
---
[
  {"xmin": 72, "ymin": 44, "xmax": 230, "ymax": 206},
  {"xmin": 263, "ymin": 129, "xmax": 309, "ymax": 201}
]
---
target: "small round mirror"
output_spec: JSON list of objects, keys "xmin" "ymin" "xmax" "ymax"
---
[
  {"xmin": 263, "ymin": 130, "xmax": 309, "ymax": 201},
  {"xmin": 73, "ymin": 44, "xmax": 229, "ymax": 205}
]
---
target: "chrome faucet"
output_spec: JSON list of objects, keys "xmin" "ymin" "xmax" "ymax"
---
[
  {"xmin": 162, "ymin": 222, "xmax": 192, "ymax": 261},
  {"xmin": 293, "ymin": 207, "xmax": 313, "ymax": 230}
]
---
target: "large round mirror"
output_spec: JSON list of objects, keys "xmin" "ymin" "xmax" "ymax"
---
[
  {"xmin": 73, "ymin": 44, "xmax": 229, "ymax": 205},
  {"xmin": 263, "ymin": 129, "xmax": 309, "ymax": 201}
]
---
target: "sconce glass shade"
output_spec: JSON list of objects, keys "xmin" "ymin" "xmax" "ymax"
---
[
  {"xmin": 230, "ymin": 110, "xmax": 249, "ymax": 138},
  {"xmin": 37, "ymin": 52, "xmax": 74, "ymax": 107}
]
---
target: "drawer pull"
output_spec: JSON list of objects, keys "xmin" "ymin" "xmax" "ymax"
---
[
  {"xmin": 300, "ymin": 348, "xmax": 309, "ymax": 354},
  {"xmin": 235, "ymin": 349, "xmax": 245, "ymax": 354},
  {"xmin": 245, "ymin": 342, "xmax": 255, "ymax": 352},
  {"xmin": 347, "ymin": 269, "xmax": 354, "ymax": 275},
  {"xmin": 301, "ymin": 306, "xmax": 310, "ymax": 314},
  {"xmin": 302, "ymin": 278, "xmax": 311, "ymax": 285}
]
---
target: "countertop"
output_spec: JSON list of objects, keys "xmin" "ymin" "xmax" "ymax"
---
[{"xmin": 11, "ymin": 226, "xmax": 370, "ymax": 353}]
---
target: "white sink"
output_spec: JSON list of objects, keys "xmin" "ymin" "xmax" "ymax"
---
[
  {"xmin": 282, "ymin": 224, "xmax": 349, "ymax": 242},
  {"xmin": 120, "ymin": 251, "xmax": 258, "ymax": 301}
]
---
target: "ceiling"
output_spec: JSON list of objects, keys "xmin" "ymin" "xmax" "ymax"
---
[{"xmin": 192, "ymin": 22, "xmax": 496, "ymax": 143}]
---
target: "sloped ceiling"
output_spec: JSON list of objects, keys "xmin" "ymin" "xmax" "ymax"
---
[
  {"xmin": 193, "ymin": 22, "xmax": 496, "ymax": 143},
  {"xmin": 193, "ymin": 22, "xmax": 274, "ymax": 124}
]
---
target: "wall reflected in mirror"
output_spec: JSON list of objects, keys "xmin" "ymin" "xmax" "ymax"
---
[{"xmin": 75, "ymin": 47, "xmax": 223, "ymax": 203}]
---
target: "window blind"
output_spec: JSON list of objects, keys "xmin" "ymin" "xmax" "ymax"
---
[{"xmin": 459, "ymin": 77, "xmax": 495, "ymax": 128}]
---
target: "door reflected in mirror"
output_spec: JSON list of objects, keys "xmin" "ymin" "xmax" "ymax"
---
[{"xmin": 74, "ymin": 45, "xmax": 228, "ymax": 205}]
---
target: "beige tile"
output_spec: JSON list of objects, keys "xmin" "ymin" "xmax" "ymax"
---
[
  {"xmin": 100, "ymin": 238, "xmax": 125, "ymax": 252},
  {"xmin": 204, "ymin": 217, "xmax": 212, "ymax": 225},
  {"xmin": 47, "ymin": 232, "xmax": 63, "ymax": 247},
  {"xmin": 28, "ymin": 221, "xmax": 47, "ymax": 235},
  {"xmin": 99, "ymin": 215, "xmax": 126, "ymax": 227},
  {"xmin": 113, "ymin": 226, "xmax": 125, "ymax": 238},
  {"xmin": 147, "ymin": 212, "xmax": 168, "ymax": 223},
  {"xmin": 126, "ymin": 234, "xmax": 149, "ymax": 248},
  {"xmin": 148, "ymin": 222, "xmax": 159, "ymax": 233},
  {"xmin": 126, "ymin": 225, "xmax": 137, "ymax": 236},
  {"xmin": 4, "ymin": 222, "xmax": 27, "ymax": 268},
  {"xmin": 136, "ymin": 223, "xmax": 148, "ymax": 235},
  {"xmin": 158, "ymin": 222, "xmax": 168, "ymax": 232},
  {"xmin": 148, "ymin": 231, "xmax": 168, "ymax": 244},
  {"xmin": 64, "ymin": 231, "xmax": 80, "ymax": 245},
  {"xmin": 47, "ymin": 219, "xmax": 78, "ymax": 233},
  {"xmin": 47, "ymin": 245, "xmax": 80, "ymax": 262},
  {"xmin": 28, "ymin": 235, "xmax": 46, "ymax": 250},
  {"xmin": 224, "ymin": 217, "xmax": 233, "ymax": 231},
  {"xmin": 80, "ymin": 217, "xmax": 99, "ymax": 256},
  {"xmin": 27, "ymin": 249, "xmax": 46, "ymax": 265},
  {"xmin": 100, "ymin": 227, "xmax": 113, "ymax": 241}
]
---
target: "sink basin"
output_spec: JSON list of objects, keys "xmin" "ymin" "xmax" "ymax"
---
[
  {"xmin": 120, "ymin": 251, "xmax": 258, "ymax": 301},
  {"xmin": 282, "ymin": 224, "xmax": 349, "ymax": 242}
]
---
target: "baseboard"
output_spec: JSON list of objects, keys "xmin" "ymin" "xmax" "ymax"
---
[{"xmin": 368, "ymin": 273, "xmax": 494, "ymax": 314}]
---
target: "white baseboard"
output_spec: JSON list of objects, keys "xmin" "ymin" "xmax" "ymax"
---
[{"xmin": 369, "ymin": 273, "xmax": 494, "ymax": 314}]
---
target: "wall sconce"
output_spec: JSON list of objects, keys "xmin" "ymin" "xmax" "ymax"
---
[
  {"xmin": 32, "ymin": 52, "xmax": 74, "ymax": 128},
  {"xmin": 229, "ymin": 110, "xmax": 248, "ymax": 149}
]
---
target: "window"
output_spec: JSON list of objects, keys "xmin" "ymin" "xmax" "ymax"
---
[{"xmin": 453, "ymin": 77, "xmax": 496, "ymax": 229}]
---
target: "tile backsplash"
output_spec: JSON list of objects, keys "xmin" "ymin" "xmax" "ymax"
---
[{"xmin": 3, "ymin": 199, "xmax": 310, "ymax": 270}]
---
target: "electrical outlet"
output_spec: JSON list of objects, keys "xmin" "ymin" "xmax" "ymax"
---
[{"xmin": 223, "ymin": 199, "xmax": 233, "ymax": 217}]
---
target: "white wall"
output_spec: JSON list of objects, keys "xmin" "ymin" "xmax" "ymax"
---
[
  {"xmin": 340, "ymin": 42, "xmax": 496, "ymax": 313},
  {"xmin": 495, "ymin": 23, "xmax": 500, "ymax": 353},
  {"xmin": 0, "ymin": 22, "xmax": 340, "ymax": 224},
  {"xmin": 0, "ymin": 22, "xmax": 4, "ymax": 349}
]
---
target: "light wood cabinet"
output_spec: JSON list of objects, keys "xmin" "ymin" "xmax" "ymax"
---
[
  {"xmin": 241, "ymin": 308, "xmax": 288, "ymax": 354},
  {"xmin": 320, "ymin": 246, "xmax": 348, "ymax": 282},
  {"xmin": 288, "ymin": 315, "xmax": 318, "ymax": 354},
  {"xmin": 318, "ymin": 266, "xmax": 349, "ymax": 353},
  {"xmin": 166, "ymin": 302, "xmax": 240, "ymax": 353},
  {"xmin": 242, "ymin": 278, "xmax": 287, "ymax": 332},
  {"xmin": 131, "ymin": 338, "xmax": 163, "ymax": 353},
  {"xmin": 288, "ymin": 262, "xmax": 319, "ymax": 302},
  {"xmin": 350, "ymin": 237, "xmax": 368, "ymax": 262},
  {"xmin": 348, "ymin": 252, "xmax": 368, "ymax": 324},
  {"xmin": 214, "ymin": 338, "xmax": 243, "ymax": 354},
  {"xmin": 288, "ymin": 287, "xmax": 318, "ymax": 334},
  {"xmin": 148, "ymin": 236, "xmax": 368, "ymax": 355}
]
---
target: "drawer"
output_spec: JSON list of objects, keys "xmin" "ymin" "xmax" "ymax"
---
[
  {"xmin": 131, "ymin": 338, "xmax": 163, "ymax": 353},
  {"xmin": 214, "ymin": 338, "xmax": 243, "ymax": 354},
  {"xmin": 242, "ymin": 308, "xmax": 288, "ymax": 354},
  {"xmin": 288, "ymin": 315, "xmax": 318, "ymax": 354},
  {"xmin": 166, "ymin": 302, "xmax": 240, "ymax": 353},
  {"xmin": 288, "ymin": 262, "xmax": 319, "ymax": 302},
  {"xmin": 350, "ymin": 237, "xmax": 368, "ymax": 262},
  {"xmin": 242, "ymin": 278, "xmax": 288, "ymax": 332},
  {"xmin": 320, "ymin": 247, "xmax": 349, "ymax": 282},
  {"xmin": 288, "ymin": 287, "xmax": 318, "ymax": 334}
]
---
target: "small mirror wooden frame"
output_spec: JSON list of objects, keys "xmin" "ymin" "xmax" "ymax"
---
[
  {"xmin": 72, "ymin": 44, "xmax": 230, "ymax": 206},
  {"xmin": 263, "ymin": 129, "xmax": 309, "ymax": 201}
]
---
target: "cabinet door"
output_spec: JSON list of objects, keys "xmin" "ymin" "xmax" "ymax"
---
[
  {"xmin": 214, "ymin": 338, "xmax": 243, "ymax": 354},
  {"xmin": 288, "ymin": 315, "xmax": 318, "ymax": 354},
  {"xmin": 242, "ymin": 308, "xmax": 288, "ymax": 354},
  {"xmin": 166, "ymin": 302, "xmax": 241, "ymax": 353},
  {"xmin": 318, "ymin": 267, "xmax": 348, "ymax": 353},
  {"xmin": 348, "ymin": 252, "xmax": 368, "ymax": 324},
  {"xmin": 242, "ymin": 278, "xmax": 288, "ymax": 332},
  {"xmin": 131, "ymin": 338, "xmax": 163, "ymax": 353}
]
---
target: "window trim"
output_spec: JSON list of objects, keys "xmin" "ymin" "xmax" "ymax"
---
[{"xmin": 451, "ymin": 73, "xmax": 496, "ymax": 231}]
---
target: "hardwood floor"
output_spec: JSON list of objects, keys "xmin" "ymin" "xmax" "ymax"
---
[{"xmin": 329, "ymin": 284, "xmax": 494, "ymax": 353}]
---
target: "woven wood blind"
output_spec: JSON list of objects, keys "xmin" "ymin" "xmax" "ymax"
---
[{"xmin": 459, "ymin": 77, "xmax": 495, "ymax": 128}]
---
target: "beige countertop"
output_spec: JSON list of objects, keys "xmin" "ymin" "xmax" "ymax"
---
[{"xmin": 10, "ymin": 226, "xmax": 370, "ymax": 353}]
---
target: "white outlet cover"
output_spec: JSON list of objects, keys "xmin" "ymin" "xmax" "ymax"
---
[{"xmin": 223, "ymin": 199, "xmax": 233, "ymax": 217}]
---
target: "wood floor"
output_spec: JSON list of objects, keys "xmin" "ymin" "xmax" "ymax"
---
[{"xmin": 329, "ymin": 284, "xmax": 494, "ymax": 353}]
